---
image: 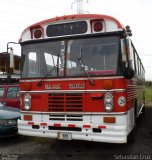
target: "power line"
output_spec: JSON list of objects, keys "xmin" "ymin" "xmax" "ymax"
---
[
  {"xmin": 0, "ymin": 18, "xmax": 22, "ymax": 24},
  {"xmin": 0, "ymin": 1, "xmax": 75, "ymax": 29},
  {"xmin": 1, "ymin": 0, "xmax": 71, "ymax": 15},
  {"xmin": 0, "ymin": 29, "xmax": 19, "ymax": 33}
]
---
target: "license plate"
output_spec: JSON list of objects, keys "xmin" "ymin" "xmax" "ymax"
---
[{"xmin": 57, "ymin": 132, "xmax": 72, "ymax": 140}]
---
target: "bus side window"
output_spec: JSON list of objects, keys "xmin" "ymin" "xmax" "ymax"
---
[
  {"xmin": 134, "ymin": 49, "xmax": 138, "ymax": 75},
  {"xmin": 129, "ymin": 43, "xmax": 135, "ymax": 72}
]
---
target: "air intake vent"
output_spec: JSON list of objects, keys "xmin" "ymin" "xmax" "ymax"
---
[
  {"xmin": 48, "ymin": 93, "xmax": 83, "ymax": 112},
  {"xmin": 49, "ymin": 114, "xmax": 83, "ymax": 121}
]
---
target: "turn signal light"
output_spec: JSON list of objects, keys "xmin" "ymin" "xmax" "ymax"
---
[
  {"xmin": 103, "ymin": 117, "xmax": 116, "ymax": 123},
  {"xmin": 103, "ymin": 80, "xmax": 113, "ymax": 90},
  {"xmin": 23, "ymin": 115, "xmax": 33, "ymax": 121}
]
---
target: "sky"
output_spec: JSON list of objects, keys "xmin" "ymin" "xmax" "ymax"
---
[{"xmin": 0, "ymin": 0, "xmax": 152, "ymax": 80}]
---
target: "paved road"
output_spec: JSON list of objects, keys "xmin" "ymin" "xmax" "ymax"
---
[{"xmin": 0, "ymin": 106, "xmax": 152, "ymax": 160}]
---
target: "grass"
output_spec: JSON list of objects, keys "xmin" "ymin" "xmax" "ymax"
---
[{"xmin": 145, "ymin": 87, "xmax": 152, "ymax": 102}]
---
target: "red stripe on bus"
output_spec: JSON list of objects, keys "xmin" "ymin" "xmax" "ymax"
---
[
  {"xmin": 68, "ymin": 124, "xmax": 76, "ymax": 128},
  {"xmin": 83, "ymin": 125, "xmax": 91, "ymax": 128},
  {"xmin": 40, "ymin": 122, "xmax": 47, "ymax": 126},
  {"xmin": 98, "ymin": 125, "xmax": 106, "ymax": 129},
  {"xmin": 54, "ymin": 123, "xmax": 61, "ymax": 127},
  {"xmin": 28, "ymin": 122, "xmax": 34, "ymax": 125}
]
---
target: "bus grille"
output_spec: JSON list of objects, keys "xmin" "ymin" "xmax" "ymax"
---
[{"xmin": 48, "ymin": 93, "xmax": 83, "ymax": 112}]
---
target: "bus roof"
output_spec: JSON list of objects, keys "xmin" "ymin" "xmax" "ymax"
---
[
  {"xmin": 29, "ymin": 14, "xmax": 123, "ymax": 29},
  {"xmin": 20, "ymin": 14, "xmax": 124, "ymax": 42}
]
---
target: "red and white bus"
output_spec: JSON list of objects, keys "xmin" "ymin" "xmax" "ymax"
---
[{"xmin": 18, "ymin": 14, "xmax": 145, "ymax": 143}]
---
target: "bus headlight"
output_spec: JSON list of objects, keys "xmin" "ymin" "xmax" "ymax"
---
[
  {"xmin": 24, "ymin": 94, "xmax": 31, "ymax": 111},
  {"xmin": 105, "ymin": 103, "xmax": 113, "ymax": 111},
  {"xmin": 104, "ymin": 93, "xmax": 113, "ymax": 112}
]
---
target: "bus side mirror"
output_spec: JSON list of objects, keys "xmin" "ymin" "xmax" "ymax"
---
[{"xmin": 123, "ymin": 66, "xmax": 134, "ymax": 79}]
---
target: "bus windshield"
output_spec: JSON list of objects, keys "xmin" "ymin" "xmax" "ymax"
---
[{"xmin": 21, "ymin": 36, "xmax": 121, "ymax": 78}]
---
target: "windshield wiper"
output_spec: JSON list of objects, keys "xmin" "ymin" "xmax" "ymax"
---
[
  {"xmin": 37, "ymin": 54, "xmax": 60, "ymax": 87},
  {"xmin": 78, "ymin": 50, "xmax": 95, "ymax": 86},
  {"xmin": 37, "ymin": 65, "xmax": 57, "ymax": 87}
]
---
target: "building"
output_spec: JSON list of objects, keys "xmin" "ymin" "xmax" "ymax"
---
[{"xmin": 0, "ymin": 52, "xmax": 20, "ymax": 83}]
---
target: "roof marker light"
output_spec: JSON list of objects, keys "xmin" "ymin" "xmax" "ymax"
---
[
  {"xmin": 94, "ymin": 22, "xmax": 103, "ymax": 32},
  {"xmin": 34, "ymin": 29, "xmax": 42, "ymax": 39},
  {"xmin": 30, "ymin": 25, "xmax": 43, "ymax": 39}
]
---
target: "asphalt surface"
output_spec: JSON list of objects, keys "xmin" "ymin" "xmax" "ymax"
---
[{"xmin": 0, "ymin": 105, "xmax": 152, "ymax": 160}]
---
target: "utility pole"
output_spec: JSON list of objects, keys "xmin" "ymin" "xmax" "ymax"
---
[
  {"xmin": 76, "ymin": 0, "xmax": 83, "ymax": 14},
  {"xmin": 72, "ymin": 0, "xmax": 88, "ymax": 14},
  {"xmin": 6, "ymin": 42, "xmax": 18, "ymax": 83}
]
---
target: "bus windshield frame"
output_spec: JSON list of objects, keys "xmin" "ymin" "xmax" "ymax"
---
[{"xmin": 21, "ymin": 35, "xmax": 122, "ymax": 78}]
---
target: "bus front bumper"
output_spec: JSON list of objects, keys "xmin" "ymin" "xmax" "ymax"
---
[{"xmin": 18, "ymin": 119, "xmax": 128, "ymax": 143}]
